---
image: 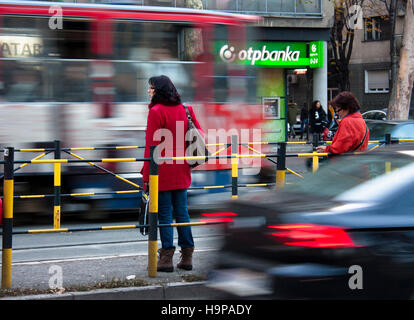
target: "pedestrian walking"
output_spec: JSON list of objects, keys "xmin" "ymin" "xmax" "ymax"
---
[
  {"xmin": 300, "ymin": 102, "xmax": 309, "ymax": 139},
  {"xmin": 309, "ymin": 100, "xmax": 328, "ymax": 140},
  {"xmin": 316, "ymin": 91, "xmax": 369, "ymax": 155},
  {"xmin": 141, "ymin": 75, "xmax": 204, "ymax": 272},
  {"xmin": 287, "ymin": 102, "xmax": 299, "ymax": 138}
]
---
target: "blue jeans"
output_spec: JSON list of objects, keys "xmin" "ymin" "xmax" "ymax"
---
[
  {"xmin": 300, "ymin": 119, "xmax": 309, "ymax": 134},
  {"xmin": 158, "ymin": 189, "xmax": 194, "ymax": 250}
]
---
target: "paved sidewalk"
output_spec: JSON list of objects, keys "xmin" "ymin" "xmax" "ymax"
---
[{"xmin": 1, "ymin": 249, "xmax": 223, "ymax": 300}]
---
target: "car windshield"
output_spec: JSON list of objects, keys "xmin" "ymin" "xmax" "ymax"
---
[
  {"xmin": 367, "ymin": 122, "xmax": 395, "ymax": 140},
  {"xmin": 283, "ymin": 153, "xmax": 414, "ymax": 199}
]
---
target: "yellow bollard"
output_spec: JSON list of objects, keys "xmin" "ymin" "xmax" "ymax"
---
[
  {"xmin": 231, "ymin": 135, "xmax": 238, "ymax": 199},
  {"xmin": 276, "ymin": 143, "xmax": 286, "ymax": 189},
  {"xmin": 54, "ymin": 163, "xmax": 61, "ymax": 229},
  {"xmin": 148, "ymin": 146, "xmax": 159, "ymax": 278},
  {"xmin": 2, "ymin": 147, "xmax": 14, "ymax": 289},
  {"xmin": 312, "ymin": 152, "xmax": 319, "ymax": 173},
  {"xmin": 385, "ymin": 161, "xmax": 391, "ymax": 173},
  {"xmin": 54, "ymin": 140, "xmax": 61, "ymax": 229}
]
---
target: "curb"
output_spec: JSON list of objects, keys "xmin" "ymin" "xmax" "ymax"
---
[{"xmin": 0, "ymin": 281, "xmax": 212, "ymax": 300}]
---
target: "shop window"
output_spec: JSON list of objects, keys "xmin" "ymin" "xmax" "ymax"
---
[
  {"xmin": 364, "ymin": 16, "xmax": 391, "ymax": 41},
  {"xmin": 365, "ymin": 70, "xmax": 389, "ymax": 93}
]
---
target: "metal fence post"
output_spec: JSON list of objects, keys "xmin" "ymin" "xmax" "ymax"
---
[
  {"xmin": 312, "ymin": 133, "xmax": 319, "ymax": 149},
  {"xmin": 148, "ymin": 146, "xmax": 158, "ymax": 278},
  {"xmin": 385, "ymin": 133, "xmax": 391, "ymax": 145},
  {"xmin": 312, "ymin": 152, "xmax": 319, "ymax": 173},
  {"xmin": 231, "ymin": 135, "xmax": 238, "ymax": 199},
  {"xmin": 276, "ymin": 142, "xmax": 286, "ymax": 189},
  {"xmin": 2, "ymin": 147, "xmax": 14, "ymax": 289},
  {"xmin": 311, "ymin": 134, "xmax": 320, "ymax": 173},
  {"xmin": 54, "ymin": 140, "xmax": 61, "ymax": 229}
]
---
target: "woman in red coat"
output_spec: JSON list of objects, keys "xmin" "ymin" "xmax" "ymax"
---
[
  {"xmin": 141, "ymin": 75, "xmax": 204, "ymax": 272},
  {"xmin": 316, "ymin": 91, "xmax": 369, "ymax": 155}
]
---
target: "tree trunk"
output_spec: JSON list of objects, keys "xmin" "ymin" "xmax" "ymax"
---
[
  {"xmin": 388, "ymin": 0, "xmax": 414, "ymax": 120},
  {"xmin": 329, "ymin": 0, "xmax": 363, "ymax": 93},
  {"xmin": 389, "ymin": 0, "xmax": 399, "ymax": 93}
]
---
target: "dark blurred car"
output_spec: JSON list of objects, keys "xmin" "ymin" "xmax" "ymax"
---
[
  {"xmin": 207, "ymin": 143, "xmax": 414, "ymax": 299},
  {"xmin": 362, "ymin": 109, "xmax": 387, "ymax": 121},
  {"xmin": 366, "ymin": 120, "xmax": 414, "ymax": 140}
]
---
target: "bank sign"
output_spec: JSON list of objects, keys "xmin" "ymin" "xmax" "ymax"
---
[{"xmin": 217, "ymin": 41, "xmax": 323, "ymax": 68}]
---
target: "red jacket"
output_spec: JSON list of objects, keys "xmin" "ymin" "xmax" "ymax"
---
[
  {"xmin": 141, "ymin": 103, "xmax": 203, "ymax": 191},
  {"xmin": 325, "ymin": 112, "xmax": 369, "ymax": 155}
]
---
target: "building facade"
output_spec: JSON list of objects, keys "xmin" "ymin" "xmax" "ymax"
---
[
  {"xmin": 79, "ymin": 0, "xmax": 335, "ymax": 114},
  {"xmin": 346, "ymin": 0, "xmax": 413, "ymax": 117}
]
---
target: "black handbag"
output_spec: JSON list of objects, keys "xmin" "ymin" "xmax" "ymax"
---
[
  {"xmin": 138, "ymin": 189, "xmax": 149, "ymax": 236},
  {"xmin": 183, "ymin": 104, "xmax": 210, "ymax": 168}
]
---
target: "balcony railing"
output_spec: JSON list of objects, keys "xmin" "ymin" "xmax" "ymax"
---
[{"xmin": 93, "ymin": 0, "xmax": 323, "ymax": 17}]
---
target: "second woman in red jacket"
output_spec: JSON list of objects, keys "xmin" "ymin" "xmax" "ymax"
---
[
  {"xmin": 316, "ymin": 91, "xmax": 369, "ymax": 155},
  {"xmin": 141, "ymin": 75, "xmax": 204, "ymax": 272}
]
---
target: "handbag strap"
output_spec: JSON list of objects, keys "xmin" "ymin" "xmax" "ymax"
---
[
  {"xmin": 352, "ymin": 124, "xmax": 368, "ymax": 152},
  {"xmin": 183, "ymin": 104, "xmax": 194, "ymax": 127}
]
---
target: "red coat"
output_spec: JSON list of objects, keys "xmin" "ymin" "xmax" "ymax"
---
[
  {"xmin": 141, "ymin": 103, "xmax": 203, "ymax": 191},
  {"xmin": 325, "ymin": 112, "xmax": 369, "ymax": 155}
]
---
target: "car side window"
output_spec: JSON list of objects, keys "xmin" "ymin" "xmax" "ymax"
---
[
  {"xmin": 392, "ymin": 124, "xmax": 414, "ymax": 139},
  {"xmin": 373, "ymin": 112, "xmax": 386, "ymax": 120}
]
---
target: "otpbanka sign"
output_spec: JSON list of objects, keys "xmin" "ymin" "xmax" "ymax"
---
[{"xmin": 218, "ymin": 41, "xmax": 323, "ymax": 68}]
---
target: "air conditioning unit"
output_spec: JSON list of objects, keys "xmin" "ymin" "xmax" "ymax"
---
[{"xmin": 287, "ymin": 74, "xmax": 298, "ymax": 84}]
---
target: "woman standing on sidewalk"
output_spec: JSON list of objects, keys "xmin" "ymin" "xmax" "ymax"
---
[
  {"xmin": 141, "ymin": 75, "xmax": 204, "ymax": 272},
  {"xmin": 316, "ymin": 91, "xmax": 369, "ymax": 155}
]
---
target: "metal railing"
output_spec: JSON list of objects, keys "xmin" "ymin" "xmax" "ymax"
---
[
  {"xmin": 91, "ymin": 0, "xmax": 323, "ymax": 16},
  {"xmin": 2, "ymin": 133, "xmax": 412, "ymax": 288}
]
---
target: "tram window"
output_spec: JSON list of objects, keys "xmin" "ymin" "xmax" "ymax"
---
[
  {"xmin": 1, "ymin": 61, "xmax": 44, "ymax": 102},
  {"xmin": 54, "ymin": 19, "xmax": 91, "ymax": 59},
  {"xmin": 114, "ymin": 22, "xmax": 179, "ymax": 61},
  {"xmin": 114, "ymin": 62, "xmax": 138, "ymax": 102},
  {"xmin": 54, "ymin": 62, "xmax": 91, "ymax": 102},
  {"xmin": 113, "ymin": 21, "xmax": 197, "ymax": 103},
  {"xmin": 1, "ymin": 16, "xmax": 91, "ymax": 59}
]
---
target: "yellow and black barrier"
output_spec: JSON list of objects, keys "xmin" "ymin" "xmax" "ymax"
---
[
  {"xmin": 54, "ymin": 140, "xmax": 61, "ymax": 229},
  {"xmin": 276, "ymin": 142, "xmax": 286, "ymax": 190},
  {"xmin": 6, "ymin": 133, "xmax": 408, "ymax": 286},
  {"xmin": 9, "ymin": 220, "xmax": 227, "ymax": 235},
  {"xmin": 231, "ymin": 136, "xmax": 238, "ymax": 199},
  {"xmin": 148, "ymin": 146, "xmax": 158, "ymax": 278},
  {"xmin": 2, "ymin": 147, "xmax": 14, "ymax": 289}
]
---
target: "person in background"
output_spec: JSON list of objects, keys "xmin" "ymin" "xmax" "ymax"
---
[
  {"xmin": 309, "ymin": 100, "xmax": 328, "ymax": 140},
  {"xmin": 287, "ymin": 101, "xmax": 299, "ymax": 138},
  {"xmin": 141, "ymin": 75, "xmax": 203, "ymax": 272},
  {"xmin": 300, "ymin": 102, "xmax": 309, "ymax": 140},
  {"xmin": 316, "ymin": 91, "xmax": 369, "ymax": 155}
]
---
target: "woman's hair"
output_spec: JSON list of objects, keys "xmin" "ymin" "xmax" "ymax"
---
[
  {"xmin": 311, "ymin": 100, "xmax": 321, "ymax": 109},
  {"xmin": 148, "ymin": 75, "xmax": 181, "ymax": 107},
  {"xmin": 329, "ymin": 91, "xmax": 360, "ymax": 113}
]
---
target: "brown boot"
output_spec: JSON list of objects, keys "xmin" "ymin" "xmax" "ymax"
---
[
  {"xmin": 157, "ymin": 248, "xmax": 175, "ymax": 272},
  {"xmin": 177, "ymin": 247, "xmax": 194, "ymax": 271}
]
